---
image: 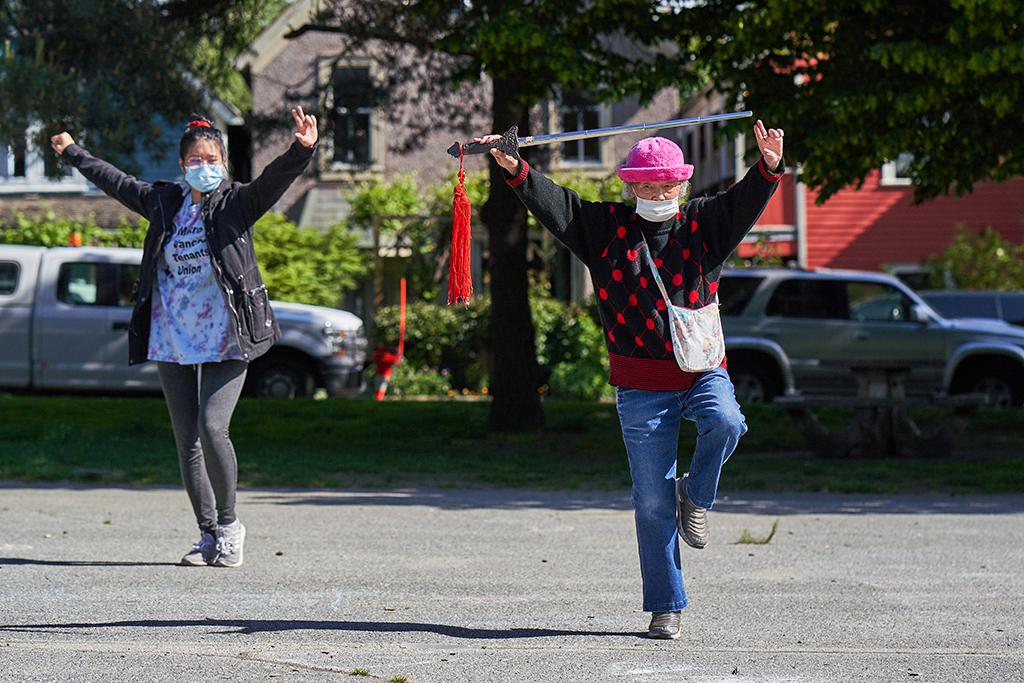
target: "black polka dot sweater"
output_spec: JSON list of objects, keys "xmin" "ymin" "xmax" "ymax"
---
[{"xmin": 505, "ymin": 156, "xmax": 784, "ymax": 391}]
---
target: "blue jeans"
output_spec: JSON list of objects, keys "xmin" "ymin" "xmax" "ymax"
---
[{"xmin": 615, "ymin": 367, "xmax": 748, "ymax": 612}]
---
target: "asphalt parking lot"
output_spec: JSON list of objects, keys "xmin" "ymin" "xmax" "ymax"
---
[{"xmin": 2, "ymin": 484, "xmax": 1022, "ymax": 682}]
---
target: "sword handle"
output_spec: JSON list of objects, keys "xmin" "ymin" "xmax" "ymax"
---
[{"xmin": 447, "ymin": 126, "xmax": 520, "ymax": 159}]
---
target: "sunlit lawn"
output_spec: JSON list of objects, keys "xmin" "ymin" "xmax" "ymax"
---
[{"xmin": 1, "ymin": 395, "xmax": 1021, "ymax": 495}]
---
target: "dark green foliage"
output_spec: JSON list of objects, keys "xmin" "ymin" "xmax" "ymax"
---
[
  {"xmin": 0, "ymin": 0, "xmax": 288, "ymax": 176},
  {"xmin": 926, "ymin": 224, "xmax": 1024, "ymax": 290},
  {"xmin": 689, "ymin": 0, "xmax": 1024, "ymax": 203},
  {"xmin": 253, "ymin": 212, "xmax": 369, "ymax": 308},
  {"xmin": 532, "ymin": 295, "xmax": 612, "ymax": 400},
  {"xmin": 1, "ymin": 0, "xmax": 204, "ymax": 176},
  {"xmin": 373, "ymin": 296, "xmax": 491, "ymax": 392},
  {"xmin": 372, "ymin": 290, "xmax": 611, "ymax": 399},
  {"xmin": 0, "ymin": 208, "xmax": 148, "ymax": 247}
]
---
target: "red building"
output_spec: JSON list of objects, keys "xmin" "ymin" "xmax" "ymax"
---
[{"xmin": 739, "ymin": 168, "xmax": 1024, "ymax": 276}]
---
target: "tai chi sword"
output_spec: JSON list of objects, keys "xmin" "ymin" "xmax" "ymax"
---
[{"xmin": 447, "ymin": 111, "xmax": 753, "ymax": 159}]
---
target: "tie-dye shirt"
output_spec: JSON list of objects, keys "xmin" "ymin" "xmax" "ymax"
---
[{"xmin": 147, "ymin": 187, "xmax": 244, "ymax": 364}]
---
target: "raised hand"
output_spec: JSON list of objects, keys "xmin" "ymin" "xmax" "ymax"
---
[
  {"xmin": 754, "ymin": 120, "xmax": 784, "ymax": 172},
  {"xmin": 51, "ymin": 132, "xmax": 75, "ymax": 155},
  {"xmin": 292, "ymin": 107, "xmax": 318, "ymax": 148}
]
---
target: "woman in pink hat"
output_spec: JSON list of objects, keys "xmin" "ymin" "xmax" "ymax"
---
[{"xmin": 479, "ymin": 119, "xmax": 784, "ymax": 639}]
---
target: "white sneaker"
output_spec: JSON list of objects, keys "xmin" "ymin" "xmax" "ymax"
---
[
  {"xmin": 213, "ymin": 520, "xmax": 246, "ymax": 567},
  {"xmin": 181, "ymin": 530, "xmax": 217, "ymax": 566}
]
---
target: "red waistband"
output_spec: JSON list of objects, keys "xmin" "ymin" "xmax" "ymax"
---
[{"xmin": 607, "ymin": 352, "xmax": 726, "ymax": 391}]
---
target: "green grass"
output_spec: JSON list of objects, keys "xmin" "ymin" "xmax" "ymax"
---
[
  {"xmin": 735, "ymin": 520, "xmax": 779, "ymax": 545},
  {"xmin": 1, "ymin": 394, "xmax": 1022, "ymax": 494}
]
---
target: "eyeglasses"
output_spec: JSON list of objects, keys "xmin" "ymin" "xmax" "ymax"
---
[
  {"xmin": 185, "ymin": 157, "xmax": 223, "ymax": 168},
  {"xmin": 636, "ymin": 182, "xmax": 682, "ymax": 193},
  {"xmin": 634, "ymin": 182, "xmax": 682, "ymax": 199}
]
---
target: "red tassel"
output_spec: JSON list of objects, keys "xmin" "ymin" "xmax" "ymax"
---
[{"xmin": 448, "ymin": 152, "xmax": 473, "ymax": 305}]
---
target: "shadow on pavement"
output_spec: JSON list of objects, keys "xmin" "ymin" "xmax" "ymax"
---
[
  {"xmin": 247, "ymin": 489, "xmax": 1024, "ymax": 515},
  {"xmin": 713, "ymin": 493, "xmax": 1024, "ymax": 516},
  {"xmin": 0, "ymin": 557, "xmax": 177, "ymax": 567},
  {"xmin": 247, "ymin": 490, "xmax": 635, "ymax": 512},
  {"xmin": 0, "ymin": 618, "xmax": 637, "ymax": 639}
]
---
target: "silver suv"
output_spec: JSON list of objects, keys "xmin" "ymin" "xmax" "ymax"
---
[{"xmin": 719, "ymin": 268, "xmax": 1024, "ymax": 407}]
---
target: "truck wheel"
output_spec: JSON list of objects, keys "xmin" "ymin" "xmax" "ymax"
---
[
  {"xmin": 727, "ymin": 357, "xmax": 782, "ymax": 404},
  {"xmin": 248, "ymin": 360, "xmax": 314, "ymax": 399},
  {"xmin": 965, "ymin": 373, "xmax": 1023, "ymax": 409}
]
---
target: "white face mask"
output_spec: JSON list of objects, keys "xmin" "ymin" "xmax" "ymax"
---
[{"xmin": 634, "ymin": 196, "xmax": 680, "ymax": 222}]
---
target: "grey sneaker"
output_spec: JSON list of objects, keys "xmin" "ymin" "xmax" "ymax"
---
[
  {"xmin": 213, "ymin": 520, "xmax": 246, "ymax": 568},
  {"xmin": 181, "ymin": 530, "xmax": 216, "ymax": 566},
  {"xmin": 676, "ymin": 473, "xmax": 708, "ymax": 549},
  {"xmin": 648, "ymin": 611, "xmax": 682, "ymax": 639}
]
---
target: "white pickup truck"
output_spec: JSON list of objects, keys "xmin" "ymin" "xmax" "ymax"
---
[{"xmin": 0, "ymin": 244, "xmax": 367, "ymax": 398}]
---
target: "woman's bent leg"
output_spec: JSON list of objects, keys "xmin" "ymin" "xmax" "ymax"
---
[{"xmin": 681, "ymin": 367, "xmax": 748, "ymax": 509}]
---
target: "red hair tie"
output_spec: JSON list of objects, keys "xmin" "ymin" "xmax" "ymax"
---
[{"xmin": 188, "ymin": 120, "xmax": 211, "ymax": 128}]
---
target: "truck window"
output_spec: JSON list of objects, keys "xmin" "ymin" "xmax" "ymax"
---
[
  {"xmin": 0, "ymin": 261, "xmax": 18, "ymax": 295},
  {"xmin": 847, "ymin": 282, "xmax": 911, "ymax": 322},
  {"xmin": 998, "ymin": 294, "xmax": 1024, "ymax": 326},
  {"xmin": 718, "ymin": 275, "xmax": 764, "ymax": 316},
  {"xmin": 765, "ymin": 279, "xmax": 849, "ymax": 320},
  {"xmin": 57, "ymin": 262, "xmax": 135, "ymax": 307}
]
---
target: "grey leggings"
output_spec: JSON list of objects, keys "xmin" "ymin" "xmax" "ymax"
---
[{"xmin": 157, "ymin": 360, "xmax": 248, "ymax": 532}]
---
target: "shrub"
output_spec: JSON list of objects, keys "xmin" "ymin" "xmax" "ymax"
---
[
  {"xmin": 376, "ymin": 363, "xmax": 453, "ymax": 398},
  {"xmin": 372, "ymin": 290, "xmax": 611, "ymax": 399},
  {"xmin": 531, "ymin": 294, "xmax": 611, "ymax": 399},
  {"xmin": 926, "ymin": 224, "xmax": 1024, "ymax": 290},
  {"xmin": 0, "ymin": 208, "xmax": 147, "ymax": 247},
  {"xmin": 254, "ymin": 212, "xmax": 368, "ymax": 308},
  {"xmin": 372, "ymin": 296, "xmax": 490, "ymax": 392}
]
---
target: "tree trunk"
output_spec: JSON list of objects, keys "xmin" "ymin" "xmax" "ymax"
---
[{"xmin": 480, "ymin": 74, "xmax": 544, "ymax": 432}]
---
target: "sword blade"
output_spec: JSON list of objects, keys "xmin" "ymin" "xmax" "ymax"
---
[
  {"xmin": 517, "ymin": 111, "xmax": 753, "ymax": 148},
  {"xmin": 447, "ymin": 111, "xmax": 753, "ymax": 158}
]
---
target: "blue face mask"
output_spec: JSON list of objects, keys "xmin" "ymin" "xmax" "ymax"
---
[{"xmin": 184, "ymin": 164, "xmax": 224, "ymax": 193}]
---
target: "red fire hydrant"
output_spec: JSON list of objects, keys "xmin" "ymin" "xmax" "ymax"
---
[{"xmin": 371, "ymin": 345, "xmax": 401, "ymax": 401}]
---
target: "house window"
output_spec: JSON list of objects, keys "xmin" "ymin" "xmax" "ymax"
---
[
  {"xmin": 331, "ymin": 65, "xmax": 375, "ymax": 166},
  {"xmin": 881, "ymin": 152, "xmax": 913, "ymax": 186},
  {"xmin": 559, "ymin": 90, "xmax": 601, "ymax": 164},
  {"xmin": 1, "ymin": 143, "xmax": 27, "ymax": 178},
  {"xmin": 1, "ymin": 127, "xmax": 85, "ymax": 192}
]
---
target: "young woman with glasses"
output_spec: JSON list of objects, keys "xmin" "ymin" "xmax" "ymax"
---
[{"xmin": 51, "ymin": 108, "xmax": 318, "ymax": 568}]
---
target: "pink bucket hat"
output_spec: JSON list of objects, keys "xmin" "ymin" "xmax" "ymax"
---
[{"xmin": 616, "ymin": 137, "xmax": 694, "ymax": 183}]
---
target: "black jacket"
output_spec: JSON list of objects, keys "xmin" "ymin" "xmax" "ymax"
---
[
  {"xmin": 62, "ymin": 140, "xmax": 316, "ymax": 365},
  {"xmin": 504, "ymin": 156, "xmax": 783, "ymax": 391}
]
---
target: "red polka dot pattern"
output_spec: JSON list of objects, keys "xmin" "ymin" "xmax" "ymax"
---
[{"xmin": 588, "ymin": 207, "xmax": 716, "ymax": 362}]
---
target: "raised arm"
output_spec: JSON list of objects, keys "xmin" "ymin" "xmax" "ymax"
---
[
  {"xmin": 238, "ymin": 107, "xmax": 318, "ymax": 223},
  {"xmin": 52, "ymin": 131, "xmax": 156, "ymax": 219}
]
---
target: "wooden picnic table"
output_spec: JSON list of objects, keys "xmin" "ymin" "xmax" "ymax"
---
[{"xmin": 773, "ymin": 365, "xmax": 987, "ymax": 459}]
